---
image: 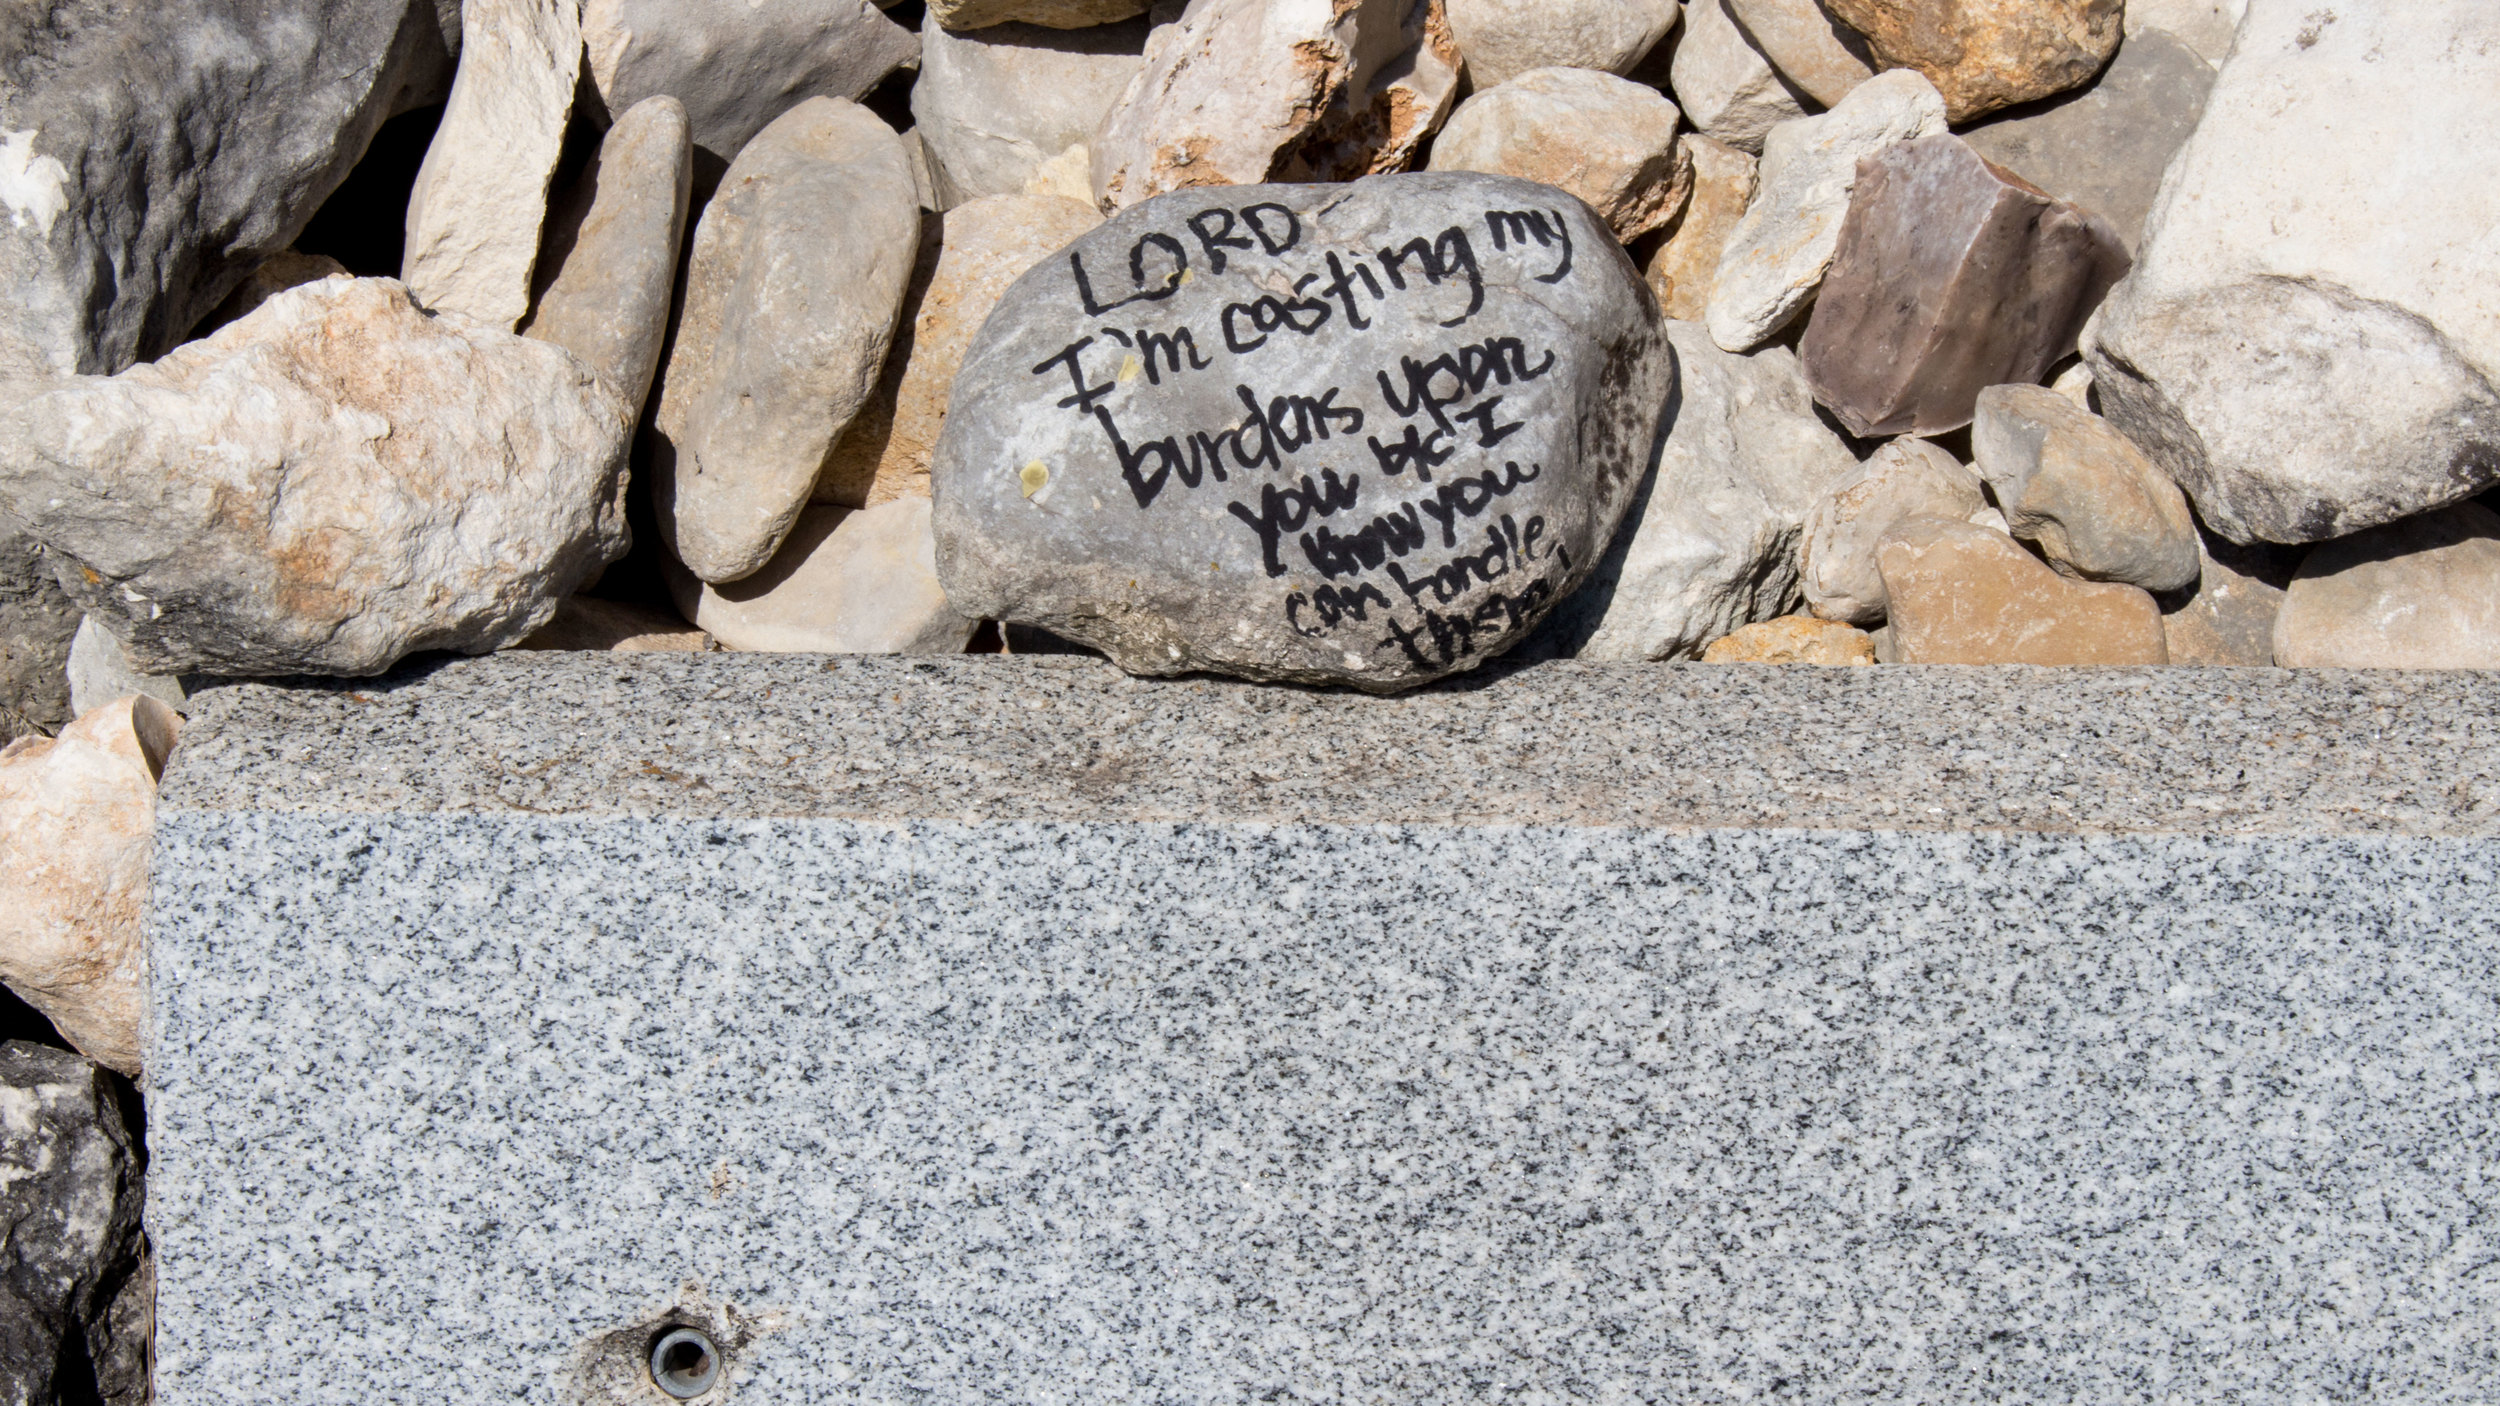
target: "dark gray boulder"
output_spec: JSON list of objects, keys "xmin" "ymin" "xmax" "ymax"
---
[
  {"xmin": 0, "ymin": 0, "xmax": 456, "ymax": 378},
  {"xmin": 0, "ymin": 1042, "xmax": 148, "ymax": 1406},
  {"xmin": 0, "ymin": 529, "xmax": 78, "ymax": 740}
]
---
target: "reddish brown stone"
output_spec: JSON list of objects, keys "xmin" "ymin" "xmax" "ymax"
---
[{"xmin": 1798, "ymin": 134, "xmax": 2128, "ymax": 438}]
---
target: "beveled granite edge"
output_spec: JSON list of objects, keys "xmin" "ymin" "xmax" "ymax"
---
[{"xmin": 155, "ymin": 653, "xmax": 2500, "ymax": 835}]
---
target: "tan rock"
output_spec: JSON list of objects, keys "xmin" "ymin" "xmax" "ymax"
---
[
  {"xmin": 521, "ymin": 96, "xmax": 693, "ymax": 417},
  {"xmin": 1089, "ymin": 0, "xmax": 1460, "ymax": 211},
  {"xmin": 1972, "ymin": 384, "xmax": 2197, "ymax": 593},
  {"xmin": 820, "ymin": 194, "xmax": 1102, "ymax": 509},
  {"xmin": 1428, "ymin": 68, "xmax": 1690, "ymax": 243},
  {"xmin": 912, "ymin": 15, "xmax": 1149, "ymax": 207},
  {"xmin": 2273, "ymin": 503, "xmax": 2500, "ymax": 669},
  {"xmin": 1878, "ymin": 515, "xmax": 2168, "ymax": 664},
  {"xmin": 672, "ymin": 498, "xmax": 979, "ymax": 655},
  {"xmin": 1822, "ymin": 0, "xmax": 2121, "ymax": 123},
  {"xmin": 0, "ymin": 696, "xmax": 180, "ymax": 1076},
  {"xmin": 1801, "ymin": 438, "xmax": 1986, "ymax": 625},
  {"xmin": 1669, "ymin": 0, "xmax": 1810, "ymax": 157},
  {"xmin": 1445, "ymin": 0, "xmax": 1680, "ymax": 88},
  {"xmin": 513, "ymin": 598, "xmax": 713, "ymax": 652},
  {"xmin": 1726, "ymin": 0, "xmax": 1875, "ymax": 106},
  {"xmin": 1024, "ymin": 143, "xmax": 1097, "ymax": 203},
  {"xmin": 1645, "ymin": 136, "xmax": 1756, "ymax": 322},
  {"xmin": 2162, "ymin": 533, "xmax": 2295, "ymax": 667},
  {"xmin": 653, "ymin": 99, "xmax": 922, "ymax": 585},
  {"xmin": 403, "ymin": 0, "xmax": 581, "ymax": 329},
  {"xmin": 933, "ymin": 0, "xmax": 1150, "ymax": 28},
  {"xmin": 1702, "ymin": 615, "xmax": 1877, "ymax": 664}
]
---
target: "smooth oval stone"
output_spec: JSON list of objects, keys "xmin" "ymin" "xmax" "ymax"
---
[{"xmin": 931, "ymin": 172, "xmax": 1669, "ymax": 692}]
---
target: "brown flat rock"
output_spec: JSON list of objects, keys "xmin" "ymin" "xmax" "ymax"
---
[{"xmin": 1878, "ymin": 515, "xmax": 2166, "ymax": 665}]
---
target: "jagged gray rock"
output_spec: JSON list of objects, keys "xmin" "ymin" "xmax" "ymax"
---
[
  {"xmin": 0, "ymin": 278, "xmax": 632, "ymax": 676},
  {"xmin": 2084, "ymin": 0, "xmax": 2500, "ymax": 545},
  {"xmin": 932, "ymin": 173, "xmax": 1669, "ymax": 691},
  {"xmin": 0, "ymin": 1043, "xmax": 148, "ymax": 1406},
  {"xmin": 1565, "ymin": 322, "xmax": 1859, "ymax": 660},
  {"xmin": 0, "ymin": 530, "xmax": 79, "ymax": 740},
  {"xmin": 582, "ymin": 0, "xmax": 921, "ymax": 164},
  {"xmin": 652, "ymin": 99, "xmax": 922, "ymax": 584},
  {"xmin": 0, "ymin": 0, "xmax": 455, "ymax": 378}
]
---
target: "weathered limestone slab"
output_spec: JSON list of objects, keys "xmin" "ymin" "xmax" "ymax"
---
[
  {"xmin": 1444, "ymin": 0, "xmax": 1679, "ymax": 88},
  {"xmin": 581, "ymin": 0, "xmax": 920, "ymax": 165},
  {"xmin": 912, "ymin": 16, "xmax": 1148, "ymax": 208},
  {"xmin": 148, "ymin": 652, "xmax": 2500, "ymax": 1403},
  {"xmin": 1880, "ymin": 515, "xmax": 2166, "ymax": 663}
]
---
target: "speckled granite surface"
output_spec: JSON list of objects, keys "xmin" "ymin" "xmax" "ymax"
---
[{"xmin": 148, "ymin": 656, "xmax": 2500, "ymax": 1403}]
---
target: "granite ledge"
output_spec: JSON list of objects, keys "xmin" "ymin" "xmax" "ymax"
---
[{"xmin": 152, "ymin": 654, "xmax": 2500, "ymax": 836}]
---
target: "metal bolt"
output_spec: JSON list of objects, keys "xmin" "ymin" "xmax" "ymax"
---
[{"xmin": 649, "ymin": 1327, "xmax": 721, "ymax": 1399}]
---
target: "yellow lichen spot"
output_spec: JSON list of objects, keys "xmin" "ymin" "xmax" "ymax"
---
[
  {"xmin": 1119, "ymin": 354, "xmax": 1143, "ymax": 383},
  {"xmin": 1020, "ymin": 461, "xmax": 1050, "ymax": 498}
]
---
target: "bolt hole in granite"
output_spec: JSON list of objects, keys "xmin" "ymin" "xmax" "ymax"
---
[{"xmin": 147, "ymin": 654, "xmax": 2500, "ymax": 1402}]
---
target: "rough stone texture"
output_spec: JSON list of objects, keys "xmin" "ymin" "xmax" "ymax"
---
[
  {"xmin": 932, "ymin": 174, "xmax": 1669, "ymax": 691},
  {"xmin": 512, "ymin": 598, "xmax": 712, "ymax": 653},
  {"xmin": 67, "ymin": 619, "xmax": 187, "ymax": 719},
  {"xmin": 0, "ymin": 0, "xmax": 454, "ymax": 379},
  {"xmin": 1879, "ymin": 515, "xmax": 2167, "ymax": 664},
  {"xmin": 652, "ymin": 100, "xmax": 922, "ymax": 585},
  {"xmin": 0, "ymin": 1042, "xmax": 147, "ymax": 1406},
  {"xmin": 1090, "ymin": 0, "xmax": 1461, "ymax": 211},
  {"xmin": 145, "ymin": 650, "xmax": 2500, "ymax": 1405},
  {"xmin": 1643, "ymin": 136, "xmax": 1756, "ymax": 323},
  {"xmin": 519, "ymin": 97, "xmax": 693, "ymax": 418},
  {"xmin": 402, "ymin": 0, "xmax": 581, "ymax": 331},
  {"xmin": 0, "ymin": 529, "xmax": 79, "ymax": 740},
  {"xmin": 194, "ymin": 251, "xmax": 353, "ymax": 337},
  {"xmin": 1973, "ymin": 384, "xmax": 2197, "ymax": 592},
  {"xmin": 0, "ymin": 278, "xmax": 633, "ymax": 676},
  {"xmin": 932, "ymin": 0, "xmax": 1151, "ymax": 28},
  {"xmin": 1801, "ymin": 437, "xmax": 1985, "ymax": 625},
  {"xmin": 912, "ymin": 16, "xmax": 1149, "ymax": 208},
  {"xmin": 1705, "ymin": 69, "xmax": 1949, "ymax": 353},
  {"xmin": 582, "ymin": 0, "xmax": 921, "ymax": 165},
  {"xmin": 821, "ymin": 195, "xmax": 1103, "ymax": 510},
  {"xmin": 1726, "ymin": 0, "xmax": 1875, "ymax": 106},
  {"xmin": 1960, "ymin": 27, "xmax": 2215, "ymax": 255},
  {"xmin": 1444, "ymin": 0, "xmax": 1679, "ymax": 89},
  {"xmin": 1565, "ymin": 322, "xmax": 1857, "ymax": 661},
  {"xmin": 1824, "ymin": 0, "xmax": 2122, "ymax": 122},
  {"xmin": 1668, "ymin": 0, "xmax": 1810, "ymax": 157},
  {"xmin": 2085, "ymin": 0, "xmax": 2500, "ymax": 548},
  {"xmin": 1799, "ymin": 136, "xmax": 2130, "ymax": 437},
  {"xmin": 2273, "ymin": 503, "xmax": 2500, "ymax": 670},
  {"xmin": 1427, "ymin": 69, "xmax": 1691, "ymax": 244},
  {"xmin": 2127, "ymin": 0, "xmax": 2244, "ymax": 65},
  {"xmin": 2162, "ymin": 530, "xmax": 2295, "ymax": 667},
  {"xmin": 0, "ymin": 697, "xmax": 178, "ymax": 1077},
  {"xmin": 1701, "ymin": 613, "xmax": 1874, "ymax": 663},
  {"xmin": 672, "ymin": 500, "xmax": 978, "ymax": 655}
]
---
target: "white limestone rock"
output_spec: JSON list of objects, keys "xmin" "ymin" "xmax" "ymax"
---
[
  {"xmin": 912, "ymin": 14, "xmax": 1150, "ymax": 207},
  {"xmin": 0, "ymin": 0, "xmax": 455, "ymax": 380},
  {"xmin": 2274, "ymin": 502, "xmax": 2500, "ymax": 669},
  {"xmin": 1444, "ymin": 0, "xmax": 1679, "ymax": 88},
  {"xmin": 932, "ymin": 173, "xmax": 1670, "ymax": 691},
  {"xmin": 520, "ymin": 96, "xmax": 694, "ymax": 418},
  {"xmin": 2083, "ymin": 0, "xmax": 2500, "ymax": 545},
  {"xmin": 1800, "ymin": 438, "xmax": 1985, "ymax": 625},
  {"xmin": 0, "ymin": 695, "xmax": 181, "ymax": 1076},
  {"xmin": 674, "ymin": 498, "xmax": 977, "ymax": 654},
  {"xmin": 1670, "ymin": 0, "xmax": 1810, "ymax": 157},
  {"xmin": 1704, "ymin": 68, "xmax": 1947, "ymax": 353},
  {"xmin": 2127, "ymin": 0, "xmax": 2245, "ymax": 66},
  {"xmin": 403, "ymin": 0, "xmax": 581, "ymax": 331},
  {"xmin": 1565, "ymin": 321, "xmax": 1858, "ymax": 661},
  {"xmin": 65, "ymin": 620, "xmax": 186, "ymax": 720},
  {"xmin": 1428, "ymin": 68, "xmax": 1690, "ymax": 244},
  {"xmin": 0, "ymin": 278, "xmax": 633, "ymax": 676},
  {"xmin": 1726, "ymin": 0, "xmax": 1875, "ymax": 107},
  {"xmin": 1090, "ymin": 0, "xmax": 1461, "ymax": 211},
  {"xmin": 652, "ymin": 99, "xmax": 922, "ymax": 585},
  {"xmin": 582, "ymin": 0, "xmax": 921, "ymax": 163}
]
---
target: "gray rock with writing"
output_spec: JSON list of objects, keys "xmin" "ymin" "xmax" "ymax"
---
[
  {"xmin": 1562, "ymin": 321, "xmax": 1858, "ymax": 660},
  {"xmin": 0, "ymin": 0, "xmax": 454, "ymax": 379},
  {"xmin": 582, "ymin": 0, "xmax": 920, "ymax": 165},
  {"xmin": 932, "ymin": 173, "xmax": 1668, "ymax": 692}
]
